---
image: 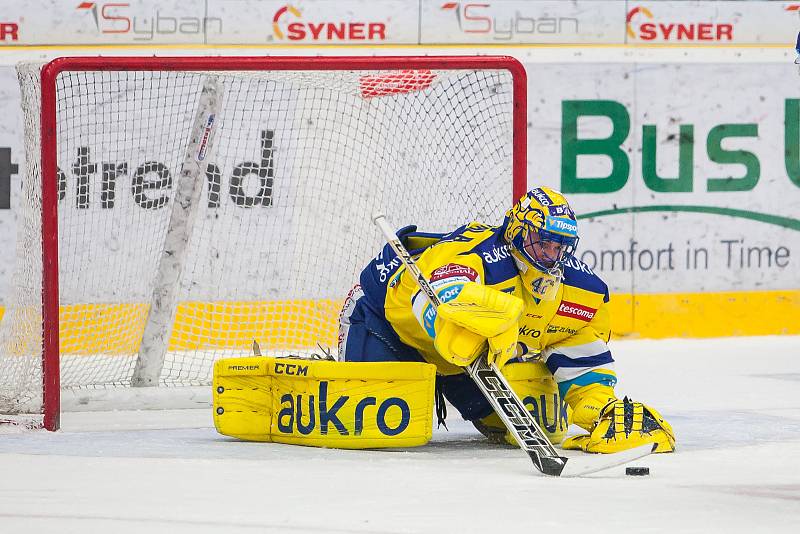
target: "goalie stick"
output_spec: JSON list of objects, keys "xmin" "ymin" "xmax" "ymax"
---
[{"xmin": 372, "ymin": 213, "xmax": 654, "ymax": 477}]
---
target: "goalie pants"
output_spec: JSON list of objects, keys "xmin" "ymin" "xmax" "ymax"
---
[{"xmin": 338, "ymin": 286, "xmax": 496, "ymax": 422}]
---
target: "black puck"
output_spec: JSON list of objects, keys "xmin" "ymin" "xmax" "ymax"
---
[{"xmin": 626, "ymin": 466, "xmax": 650, "ymax": 476}]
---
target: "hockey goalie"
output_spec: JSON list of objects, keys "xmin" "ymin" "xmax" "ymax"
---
[{"xmin": 214, "ymin": 187, "xmax": 675, "ymax": 455}]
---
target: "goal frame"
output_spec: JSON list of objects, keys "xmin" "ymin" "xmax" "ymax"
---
[{"xmin": 37, "ymin": 55, "xmax": 528, "ymax": 431}]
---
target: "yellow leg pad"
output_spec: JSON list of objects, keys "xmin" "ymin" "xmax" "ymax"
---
[
  {"xmin": 213, "ymin": 357, "xmax": 436, "ymax": 449},
  {"xmin": 475, "ymin": 362, "xmax": 571, "ymax": 445},
  {"xmin": 504, "ymin": 362, "xmax": 571, "ymax": 444}
]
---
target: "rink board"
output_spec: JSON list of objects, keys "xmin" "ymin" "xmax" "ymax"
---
[{"xmin": 0, "ymin": 289, "xmax": 797, "ymax": 355}]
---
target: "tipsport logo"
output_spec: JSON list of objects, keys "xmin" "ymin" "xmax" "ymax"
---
[
  {"xmin": 76, "ymin": 2, "xmax": 222, "ymax": 40},
  {"xmin": 439, "ymin": 2, "xmax": 579, "ymax": 41},
  {"xmin": 545, "ymin": 216, "xmax": 578, "ymax": 237},
  {"xmin": 625, "ymin": 5, "xmax": 733, "ymax": 42},
  {"xmin": 271, "ymin": 4, "xmax": 386, "ymax": 41}
]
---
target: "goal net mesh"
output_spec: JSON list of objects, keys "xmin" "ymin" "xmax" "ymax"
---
[{"xmin": 0, "ymin": 61, "xmax": 518, "ymax": 417}]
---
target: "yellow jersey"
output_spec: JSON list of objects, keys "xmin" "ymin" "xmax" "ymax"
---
[{"xmin": 357, "ymin": 222, "xmax": 617, "ymax": 397}]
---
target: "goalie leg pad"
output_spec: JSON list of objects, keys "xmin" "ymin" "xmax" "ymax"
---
[{"xmin": 214, "ymin": 357, "xmax": 436, "ymax": 449}]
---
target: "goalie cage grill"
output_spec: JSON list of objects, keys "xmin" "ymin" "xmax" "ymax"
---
[{"xmin": 0, "ymin": 56, "xmax": 527, "ymax": 430}]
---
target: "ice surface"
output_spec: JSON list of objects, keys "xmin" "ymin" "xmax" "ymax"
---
[{"xmin": 1, "ymin": 336, "xmax": 799, "ymax": 533}]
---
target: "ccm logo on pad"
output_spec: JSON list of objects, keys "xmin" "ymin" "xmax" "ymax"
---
[{"xmin": 557, "ymin": 301, "xmax": 596, "ymax": 321}]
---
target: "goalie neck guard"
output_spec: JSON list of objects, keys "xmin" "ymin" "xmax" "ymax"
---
[{"xmin": 503, "ymin": 187, "xmax": 579, "ymax": 300}]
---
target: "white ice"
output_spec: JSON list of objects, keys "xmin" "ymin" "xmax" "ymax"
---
[{"xmin": 1, "ymin": 335, "xmax": 799, "ymax": 534}]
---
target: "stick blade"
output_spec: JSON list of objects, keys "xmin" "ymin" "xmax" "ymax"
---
[
  {"xmin": 533, "ymin": 454, "xmax": 569, "ymax": 477},
  {"xmin": 558, "ymin": 443, "xmax": 656, "ymax": 478}
]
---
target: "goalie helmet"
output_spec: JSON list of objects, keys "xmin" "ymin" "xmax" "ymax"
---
[{"xmin": 503, "ymin": 187, "xmax": 579, "ymax": 300}]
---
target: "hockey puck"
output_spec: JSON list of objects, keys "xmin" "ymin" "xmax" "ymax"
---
[{"xmin": 625, "ymin": 467, "xmax": 650, "ymax": 476}]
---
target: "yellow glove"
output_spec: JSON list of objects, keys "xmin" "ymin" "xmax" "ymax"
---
[
  {"xmin": 432, "ymin": 319, "xmax": 486, "ymax": 367},
  {"xmin": 486, "ymin": 327, "xmax": 520, "ymax": 369},
  {"xmin": 562, "ymin": 395, "xmax": 676, "ymax": 454},
  {"xmin": 433, "ymin": 282, "xmax": 523, "ymax": 368}
]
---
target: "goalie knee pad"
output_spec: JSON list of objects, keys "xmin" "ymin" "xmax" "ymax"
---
[{"xmin": 472, "ymin": 362, "xmax": 570, "ymax": 446}]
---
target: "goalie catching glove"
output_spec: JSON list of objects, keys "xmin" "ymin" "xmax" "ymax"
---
[
  {"xmin": 432, "ymin": 282, "xmax": 524, "ymax": 369},
  {"xmin": 562, "ymin": 385, "xmax": 676, "ymax": 453}
]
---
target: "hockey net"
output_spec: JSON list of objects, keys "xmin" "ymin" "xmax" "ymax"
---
[{"xmin": 0, "ymin": 56, "xmax": 526, "ymax": 429}]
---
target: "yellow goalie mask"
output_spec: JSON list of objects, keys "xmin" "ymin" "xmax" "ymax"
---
[{"xmin": 503, "ymin": 187, "xmax": 579, "ymax": 300}]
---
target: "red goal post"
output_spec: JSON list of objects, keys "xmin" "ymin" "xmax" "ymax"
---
[{"xmin": 2, "ymin": 55, "xmax": 527, "ymax": 431}]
